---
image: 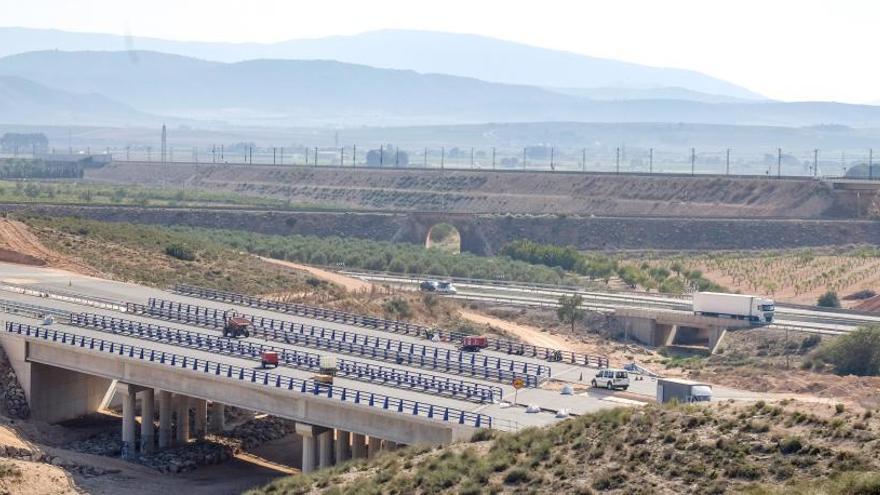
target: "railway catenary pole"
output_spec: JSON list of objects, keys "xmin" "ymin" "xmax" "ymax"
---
[
  {"xmin": 777, "ymin": 147, "xmax": 782, "ymax": 178},
  {"xmin": 690, "ymin": 147, "xmax": 695, "ymax": 176}
]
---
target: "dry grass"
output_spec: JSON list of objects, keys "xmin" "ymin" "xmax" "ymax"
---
[{"xmin": 248, "ymin": 401, "xmax": 880, "ymax": 494}]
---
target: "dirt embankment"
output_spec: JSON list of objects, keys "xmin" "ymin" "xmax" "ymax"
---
[
  {"xmin": 87, "ymin": 162, "xmax": 858, "ymax": 219},
  {"xmin": 0, "ymin": 218, "xmax": 96, "ymax": 276}
]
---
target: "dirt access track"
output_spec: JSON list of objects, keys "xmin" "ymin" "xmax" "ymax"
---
[{"xmin": 87, "ymin": 161, "xmax": 871, "ymax": 219}]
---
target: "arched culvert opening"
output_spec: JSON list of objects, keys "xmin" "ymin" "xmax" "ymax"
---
[{"xmin": 425, "ymin": 222, "xmax": 461, "ymax": 254}]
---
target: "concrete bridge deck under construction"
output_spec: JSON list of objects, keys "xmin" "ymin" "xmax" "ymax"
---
[{"xmin": 0, "ymin": 262, "xmax": 717, "ymax": 473}]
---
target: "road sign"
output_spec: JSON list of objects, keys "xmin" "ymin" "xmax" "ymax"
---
[{"xmin": 512, "ymin": 378, "xmax": 525, "ymax": 405}]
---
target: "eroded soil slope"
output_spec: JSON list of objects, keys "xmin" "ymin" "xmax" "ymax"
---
[{"xmin": 88, "ymin": 162, "xmax": 849, "ymax": 218}]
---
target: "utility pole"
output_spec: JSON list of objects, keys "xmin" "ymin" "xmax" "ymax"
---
[
  {"xmin": 314, "ymin": 146, "xmax": 318, "ymax": 167},
  {"xmin": 273, "ymin": 147, "xmax": 276, "ymax": 165},
  {"xmin": 777, "ymin": 147, "xmax": 782, "ymax": 178},
  {"xmin": 813, "ymin": 149, "xmax": 818, "ymax": 177},
  {"xmin": 221, "ymin": 144, "xmax": 224, "ymax": 162},
  {"xmin": 690, "ymin": 147, "xmax": 695, "ymax": 176},
  {"xmin": 649, "ymin": 148, "xmax": 654, "ymax": 174},
  {"xmin": 582, "ymin": 148, "xmax": 586, "ymax": 172},
  {"xmin": 395, "ymin": 147, "xmax": 400, "ymax": 167},
  {"xmin": 160, "ymin": 124, "xmax": 167, "ymax": 164},
  {"xmin": 339, "ymin": 147, "xmax": 344, "ymax": 166},
  {"xmin": 726, "ymin": 148, "xmax": 731, "ymax": 175},
  {"xmin": 616, "ymin": 147, "xmax": 620, "ymax": 174},
  {"xmin": 379, "ymin": 147, "xmax": 383, "ymax": 167},
  {"xmin": 351, "ymin": 145, "xmax": 355, "ymax": 167},
  {"xmin": 550, "ymin": 147, "xmax": 554, "ymax": 171}
]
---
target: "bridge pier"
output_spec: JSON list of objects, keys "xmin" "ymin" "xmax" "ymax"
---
[
  {"xmin": 193, "ymin": 399, "xmax": 207, "ymax": 440},
  {"xmin": 335, "ymin": 430, "xmax": 351, "ymax": 464},
  {"xmin": 175, "ymin": 395, "xmax": 190, "ymax": 445},
  {"xmin": 158, "ymin": 390, "xmax": 172, "ymax": 449},
  {"xmin": 351, "ymin": 433, "xmax": 367, "ymax": 459},
  {"xmin": 210, "ymin": 402, "xmax": 225, "ymax": 433},
  {"xmin": 140, "ymin": 388, "xmax": 155, "ymax": 454},
  {"xmin": 318, "ymin": 430, "xmax": 333, "ymax": 469},
  {"xmin": 367, "ymin": 436, "xmax": 381, "ymax": 458},
  {"xmin": 117, "ymin": 383, "xmax": 142, "ymax": 459},
  {"xmin": 296, "ymin": 424, "xmax": 329, "ymax": 473}
]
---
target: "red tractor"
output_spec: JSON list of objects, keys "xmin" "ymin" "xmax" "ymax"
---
[
  {"xmin": 223, "ymin": 316, "xmax": 252, "ymax": 338},
  {"xmin": 460, "ymin": 335, "xmax": 489, "ymax": 352}
]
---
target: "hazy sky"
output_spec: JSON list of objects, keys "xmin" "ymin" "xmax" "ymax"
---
[{"xmin": 1, "ymin": 0, "xmax": 876, "ymax": 103}]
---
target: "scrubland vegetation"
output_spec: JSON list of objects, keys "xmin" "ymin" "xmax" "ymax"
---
[{"xmin": 250, "ymin": 402, "xmax": 880, "ymax": 494}]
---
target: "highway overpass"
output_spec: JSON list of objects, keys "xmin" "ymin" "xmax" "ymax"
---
[{"xmin": 0, "ymin": 262, "xmax": 671, "ymax": 473}]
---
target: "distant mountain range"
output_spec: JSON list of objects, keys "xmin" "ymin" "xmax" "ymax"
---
[
  {"xmin": 0, "ymin": 75, "xmax": 146, "ymax": 125},
  {"xmin": 4, "ymin": 50, "xmax": 880, "ymax": 127},
  {"xmin": 0, "ymin": 27, "xmax": 763, "ymax": 102}
]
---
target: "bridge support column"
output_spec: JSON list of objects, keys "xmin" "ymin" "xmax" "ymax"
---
[
  {"xmin": 193, "ymin": 399, "xmax": 207, "ymax": 440},
  {"xmin": 209, "ymin": 402, "xmax": 225, "ymax": 433},
  {"xmin": 335, "ymin": 430, "xmax": 351, "ymax": 464},
  {"xmin": 367, "ymin": 436, "xmax": 381, "ymax": 458},
  {"xmin": 175, "ymin": 395, "xmax": 190, "ymax": 445},
  {"xmin": 158, "ymin": 390, "xmax": 172, "ymax": 449},
  {"xmin": 296, "ymin": 424, "xmax": 328, "ymax": 473},
  {"xmin": 351, "ymin": 433, "xmax": 367, "ymax": 459},
  {"xmin": 318, "ymin": 430, "xmax": 333, "ymax": 469},
  {"xmin": 117, "ymin": 383, "xmax": 140, "ymax": 459},
  {"xmin": 139, "ymin": 389, "xmax": 155, "ymax": 454}
]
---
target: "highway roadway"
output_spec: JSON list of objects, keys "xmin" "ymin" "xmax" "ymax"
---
[
  {"xmin": 341, "ymin": 270, "xmax": 879, "ymax": 335},
  {"xmin": 0, "ymin": 262, "xmax": 687, "ymax": 432}
]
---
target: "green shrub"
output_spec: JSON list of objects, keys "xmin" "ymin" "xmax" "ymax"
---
[
  {"xmin": 818, "ymin": 291, "xmax": 842, "ymax": 308},
  {"xmin": 503, "ymin": 468, "xmax": 530, "ymax": 484},
  {"xmin": 815, "ymin": 326, "xmax": 880, "ymax": 376},
  {"xmin": 165, "ymin": 243, "xmax": 196, "ymax": 261}
]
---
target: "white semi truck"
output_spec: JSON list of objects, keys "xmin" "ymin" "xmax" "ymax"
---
[{"xmin": 692, "ymin": 292, "xmax": 774, "ymax": 325}]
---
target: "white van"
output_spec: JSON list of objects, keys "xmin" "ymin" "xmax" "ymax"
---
[{"xmin": 591, "ymin": 369, "xmax": 630, "ymax": 390}]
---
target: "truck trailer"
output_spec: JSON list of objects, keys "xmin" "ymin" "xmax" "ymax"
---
[
  {"xmin": 656, "ymin": 378, "xmax": 712, "ymax": 403},
  {"xmin": 692, "ymin": 292, "xmax": 774, "ymax": 325}
]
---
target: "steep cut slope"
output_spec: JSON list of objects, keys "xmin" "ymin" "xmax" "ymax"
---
[{"xmin": 88, "ymin": 162, "xmax": 849, "ymax": 219}]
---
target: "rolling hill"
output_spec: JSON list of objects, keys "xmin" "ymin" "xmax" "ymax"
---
[
  {"xmin": 0, "ymin": 27, "xmax": 762, "ymax": 101},
  {"xmin": 3, "ymin": 50, "xmax": 880, "ymax": 127},
  {"xmin": 0, "ymin": 75, "xmax": 148, "ymax": 126}
]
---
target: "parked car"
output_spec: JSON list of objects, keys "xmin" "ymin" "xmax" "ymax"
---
[
  {"xmin": 591, "ymin": 369, "xmax": 630, "ymax": 390},
  {"xmin": 435, "ymin": 281, "xmax": 458, "ymax": 294}
]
